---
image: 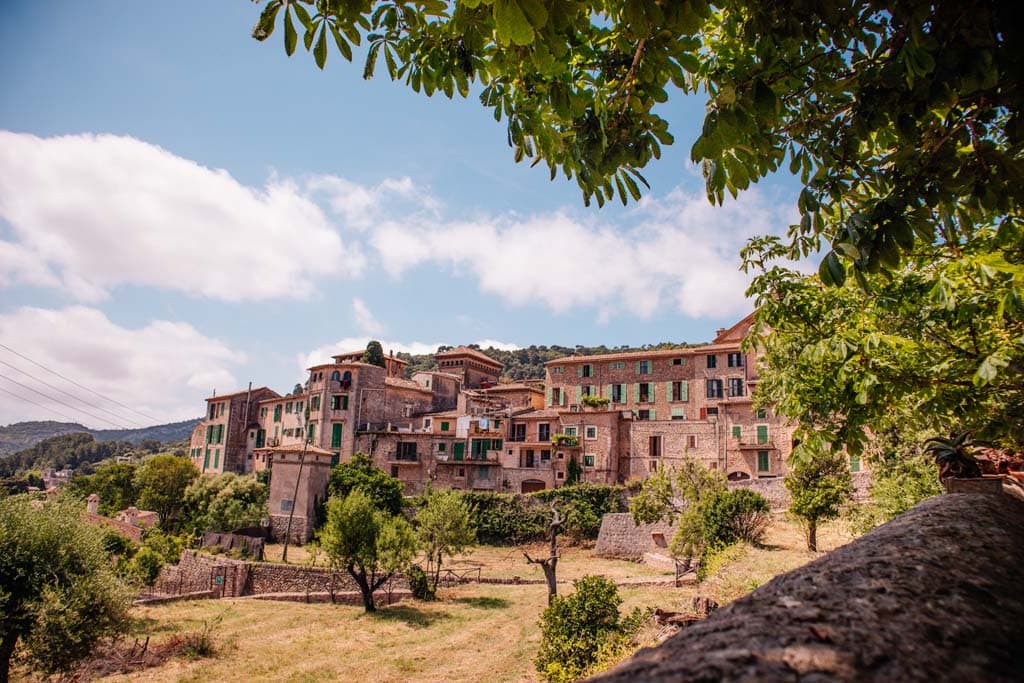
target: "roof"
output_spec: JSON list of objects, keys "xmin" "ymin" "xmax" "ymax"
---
[
  {"xmin": 254, "ymin": 443, "xmax": 335, "ymax": 456},
  {"xmin": 258, "ymin": 393, "xmax": 308, "ymax": 405},
  {"xmin": 306, "ymin": 361, "xmax": 379, "ymax": 371},
  {"xmin": 434, "ymin": 345, "xmax": 504, "ymax": 368},
  {"xmin": 509, "ymin": 409, "xmax": 561, "ymax": 419},
  {"xmin": 412, "ymin": 370, "xmax": 464, "ymax": 381},
  {"xmin": 480, "ymin": 383, "xmax": 543, "ymax": 393},
  {"xmin": 713, "ymin": 312, "xmax": 756, "ymax": 344},
  {"xmin": 206, "ymin": 386, "xmax": 278, "ymax": 402},
  {"xmin": 331, "ymin": 350, "xmax": 408, "ymax": 364},
  {"xmin": 422, "ymin": 410, "xmax": 461, "ymax": 418},
  {"xmin": 543, "ymin": 342, "xmax": 737, "ymax": 366},
  {"xmin": 385, "ymin": 377, "xmax": 433, "ymax": 393}
]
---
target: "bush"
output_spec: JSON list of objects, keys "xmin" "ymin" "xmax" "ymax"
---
[
  {"xmin": 127, "ymin": 546, "xmax": 164, "ymax": 586},
  {"xmin": 701, "ymin": 488, "xmax": 770, "ymax": 548},
  {"xmin": 536, "ymin": 576, "xmax": 623, "ymax": 683},
  {"xmin": 406, "ymin": 564, "xmax": 433, "ymax": 600},
  {"xmin": 461, "ymin": 492, "xmax": 548, "ymax": 545}
]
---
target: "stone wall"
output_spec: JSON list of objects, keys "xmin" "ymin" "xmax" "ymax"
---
[
  {"xmin": 589, "ymin": 491, "xmax": 1024, "ymax": 683},
  {"xmin": 594, "ymin": 513, "xmax": 678, "ymax": 559},
  {"xmin": 729, "ymin": 471, "xmax": 873, "ymax": 510},
  {"xmin": 152, "ymin": 550, "xmax": 408, "ymax": 598}
]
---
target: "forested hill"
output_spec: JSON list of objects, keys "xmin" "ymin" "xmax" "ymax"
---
[
  {"xmin": 0, "ymin": 418, "xmax": 200, "ymax": 458},
  {"xmin": 396, "ymin": 341, "xmax": 705, "ymax": 380}
]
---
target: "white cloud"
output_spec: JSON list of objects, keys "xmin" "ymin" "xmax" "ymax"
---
[
  {"xmin": 299, "ymin": 337, "xmax": 519, "ymax": 372},
  {"xmin": 307, "ymin": 174, "xmax": 441, "ymax": 231},
  {"xmin": 0, "ymin": 131, "xmax": 363, "ymax": 302},
  {"xmin": 0, "ymin": 306, "xmax": 244, "ymax": 427},
  {"xmin": 351, "ymin": 297, "xmax": 384, "ymax": 336},
  {"xmin": 370, "ymin": 189, "xmax": 795, "ymax": 320}
]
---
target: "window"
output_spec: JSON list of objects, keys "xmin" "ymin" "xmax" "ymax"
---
[
  {"xmin": 584, "ymin": 455, "xmax": 595, "ymax": 467},
  {"xmin": 579, "ymin": 363, "xmax": 593, "ymax": 378},
  {"xmin": 670, "ymin": 380, "xmax": 689, "ymax": 402},
  {"xmin": 260, "ymin": 407, "xmax": 267, "ymax": 419},
  {"xmin": 285, "ymin": 401, "xmax": 293, "ymax": 414},
  {"xmin": 611, "ymin": 383, "xmax": 625, "ymax": 403},
  {"xmin": 391, "ymin": 465, "xmax": 399, "ymax": 477},
  {"xmin": 456, "ymin": 467, "xmax": 465, "ymax": 477},
  {"xmin": 551, "ymin": 387, "xmax": 563, "ymax": 405},
  {"xmin": 331, "ymin": 370, "xmax": 340, "ymax": 382},
  {"xmin": 636, "ymin": 360, "xmax": 652, "ymax": 375},
  {"xmin": 671, "ymin": 407, "xmax": 685, "ymax": 420},
  {"xmin": 585, "ymin": 426, "xmax": 597, "ymax": 440},
  {"xmin": 331, "ymin": 423, "xmax": 342, "ymax": 448},
  {"xmin": 307, "ymin": 422, "xmax": 316, "ymax": 442},
  {"xmin": 732, "ymin": 425, "xmax": 741, "ymax": 438},
  {"xmin": 441, "ymin": 421, "xmax": 450, "ymax": 431},
  {"xmin": 522, "ymin": 449, "xmax": 535, "ymax": 468},
  {"xmin": 649, "ymin": 460, "xmax": 658, "ymax": 472},
  {"xmin": 511, "ymin": 424, "xmax": 526, "ymax": 442},
  {"xmin": 213, "ymin": 449, "xmax": 220, "ymax": 469},
  {"xmin": 728, "ymin": 378, "xmax": 745, "ymax": 397},
  {"xmin": 707, "ymin": 355, "xmax": 717, "ymax": 368},
  {"xmin": 687, "ymin": 435, "xmax": 696, "ymax": 448},
  {"xmin": 580, "ymin": 385, "xmax": 593, "ymax": 397},
  {"xmin": 331, "ymin": 395, "xmax": 342, "ymax": 410},
  {"xmin": 538, "ymin": 423, "xmax": 550, "ymax": 441},
  {"xmin": 756, "ymin": 408, "xmax": 767, "ymax": 419},
  {"xmin": 255, "ymin": 429, "xmax": 265, "ymax": 448},
  {"xmin": 672, "ymin": 357, "xmax": 685, "ymax": 366},
  {"xmin": 551, "ymin": 366, "xmax": 564, "ymax": 374},
  {"xmin": 396, "ymin": 442, "xmax": 418, "ymax": 461},
  {"xmin": 609, "ymin": 361, "xmax": 625, "ymax": 370},
  {"xmin": 649, "ymin": 435, "xmax": 662, "ymax": 458},
  {"xmin": 557, "ymin": 452, "xmax": 565, "ymax": 459},
  {"xmin": 557, "ymin": 471, "xmax": 565, "ymax": 479},
  {"xmin": 208, "ymin": 403, "xmax": 216, "ymax": 419},
  {"xmin": 311, "ymin": 395, "xmax": 321, "ymax": 410},
  {"xmin": 280, "ymin": 499, "xmax": 293, "ymax": 513},
  {"xmin": 637, "ymin": 382, "xmax": 654, "ymax": 403},
  {"xmin": 757, "ymin": 450, "xmax": 770, "ymax": 472},
  {"xmin": 757, "ymin": 425, "xmax": 769, "ymax": 444},
  {"xmin": 437, "ymin": 442, "xmax": 446, "ymax": 452},
  {"xmin": 849, "ymin": 454, "xmax": 861, "ymax": 472},
  {"xmin": 706, "ymin": 379, "xmax": 724, "ymax": 399},
  {"xmin": 203, "ymin": 449, "xmax": 210, "ymax": 470},
  {"xmin": 638, "ymin": 410, "xmax": 651, "ymax": 421},
  {"xmin": 727, "ymin": 352, "xmax": 743, "ymax": 367},
  {"xmin": 541, "ymin": 449, "xmax": 551, "ymax": 462},
  {"xmin": 563, "ymin": 426, "xmax": 577, "ymax": 436},
  {"xmin": 706, "ymin": 406, "xmax": 719, "ymax": 416}
]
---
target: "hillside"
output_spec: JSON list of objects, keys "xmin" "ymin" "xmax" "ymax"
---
[{"xmin": 0, "ymin": 418, "xmax": 200, "ymax": 457}]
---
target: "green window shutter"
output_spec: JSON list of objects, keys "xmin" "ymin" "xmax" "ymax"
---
[
  {"xmin": 649, "ymin": 409, "xmax": 656, "ymax": 420},
  {"xmin": 606, "ymin": 384, "xmax": 613, "ymax": 401},
  {"xmin": 635, "ymin": 361, "xmax": 641, "ymax": 374},
  {"xmin": 758, "ymin": 451, "xmax": 770, "ymax": 471},
  {"xmin": 545, "ymin": 387, "xmax": 552, "ymax": 406},
  {"xmin": 453, "ymin": 442, "xmax": 465, "ymax": 461},
  {"xmin": 667, "ymin": 381, "xmax": 674, "ymax": 401},
  {"xmin": 757, "ymin": 425, "xmax": 769, "ymax": 444},
  {"xmin": 342, "ymin": 395, "xmax": 349, "ymax": 410},
  {"xmin": 331, "ymin": 423, "xmax": 342, "ymax": 448},
  {"xmin": 648, "ymin": 382, "xmax": 656, "ymax": 401},
  {"xmin": 681, "ymin": 381, "xmax": 689, "ymax": 402},
  {"xmin": 575, "ymin": 385, "xmax": 582, "ymax": 403},
  {"xmin": 494, "ymin": 439, "xmax": 502, "ymax": 450},
  {"xmin": 561, "ymin": 389, "xmax": 567, "ymax": 406},
  {"xmin": 274, "ymin": 405, "xmax": 282, "ymax": 422},
  {"xmin": 203, "ymin": 449, "xmax": 210, "ymax": 470},
  {"xmin": 633, "ymin": 383, "xmax": 640, "ymax": 402},
  {"xmin": 441, "ymin": 421, "xmax": 450, "ymax": 431},
  {"xmin": 308, "ymin": 423, "xmax": 315, "ymax": 442},
  {"xmin": 577, "ymin": 365, "xmax": 583, "ymax": 377},
  {"xmin": 671, "ymin": 407, "xmax": 684, "ymax": 419},
  {"xmin": 205, "ymin": 425, "xmax": 211, "ymax": 443},
  {"xmin": 732, "ymin": 425, "xmax": 741, "ymax": 438},
  {"xmin": 438, "ymin": 443, "xmax": 446, "ymax": 452},
  {"xmin": 218, "ymin": 424, "xmax": 225, "ymax": 444},
  {"xmin": 213, "ymin": 449, "xmax": 220, "ymax": 469}
]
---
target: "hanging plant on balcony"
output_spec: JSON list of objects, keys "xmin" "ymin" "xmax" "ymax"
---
[
  {"xmin": 580, "ymin": 395, "xmax": 610, "ymax": 410},
  {"xmin": 552, "ymin": 434, "xmax": 580, "ymax": 448}
]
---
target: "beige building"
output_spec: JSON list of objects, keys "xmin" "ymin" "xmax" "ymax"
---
[{"xmin": 188, "ymin": 386, "xmax": 280, "ymax": 475}]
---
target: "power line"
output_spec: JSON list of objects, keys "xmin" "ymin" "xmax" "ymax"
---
[
  {"xmin": 0, "ymin": 373, "xmax": 132, "ymax": 430},
  {"xmin": 0, "ymin": 342, "xmax": 160, "ymax": 424},
  {"xmin": 0, "ymin": 357, "xmax": 145, "ymax": 428},
  {"xmin": 0, "ymin": 385, "xmax": 85, "ymax": 425}
]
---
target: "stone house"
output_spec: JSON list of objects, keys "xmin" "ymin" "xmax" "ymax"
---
[
  {"xmin": 434, "ymin": 345, "xmax": 504, "ymax": 388},
  {"xmin": 188, "ymin": 386, "xmax": 280, "ymax": 475}
]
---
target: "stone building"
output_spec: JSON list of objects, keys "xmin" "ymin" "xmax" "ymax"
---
[
  {"xmin": 188, "ymin": 385, "xmax": 280, "ymax": 474},
  {"xmin": 434, "ymin": 346, "xmax": 504, "ymax": 388}
]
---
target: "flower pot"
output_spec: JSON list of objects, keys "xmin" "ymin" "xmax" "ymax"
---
[{"xmin": 942, "ymin": 475, "xmax": 1003, "ymax": 495}]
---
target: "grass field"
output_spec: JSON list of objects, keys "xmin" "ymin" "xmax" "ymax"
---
[{"xmin": 86, "ymin": 515, "xmax": 853, "ymax": 683}]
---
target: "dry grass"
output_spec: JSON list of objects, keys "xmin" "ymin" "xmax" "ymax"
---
[{"xmin": 94, "ymin": 515, "xmax": 854, "ymax": 683}]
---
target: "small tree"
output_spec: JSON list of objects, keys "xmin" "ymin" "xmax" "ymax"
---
[
  {"xmin": 535, "ymin": 575, "xmax": 623, "ymax": 683},
  {"xmin": 135, "ymin": 454, "xmax": 198, "ymax": 530},
  {"xmin": 328, "ymin": 452, "xmax": 404, "ymax": 516},
  {"xmin": 319, "ymin": 489, "xmax": 417, "ymax": 612},
  {"xmin": 415, "ymin": 488, "xmax": 476, "ymax": 597},
  {"xmin": 525, "ymin": 504, "xmax": 563, "ymax": 604},
  {"xmin": 0, "ymin": 496, "xmax": 132, "ymax": 681},
  {"xmin": 67, "ymin": 461, "xmax": 140, "ymax": 515},
  {"xmin": 785, "ymin": 449, "xmax": 853, "ymax": 551},
  {"xmin": 362, "ymin": 340, "xmax": 386, "ymax": 368},
  {"xmin": 565, "ymin": 456, "xmax": 582, "ymax": 485}
]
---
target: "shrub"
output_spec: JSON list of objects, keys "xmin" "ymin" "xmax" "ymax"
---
[
  {"xmin": 701, "ymin": 488, "xmax": 770, "ymax": 548},
  {"xmin": 460, "ymin": 492, "xmax": 548, "ymax": 545},
  {"xmin": 536, "ymin": 575, "xmax": 623, "ymax": 683},
  {"xmin": 127, "ymin": 546, "xmax": 164, "ymax": 586},
  {"xmin": 406, "ymin": 564, "xmax": 433, "ymax": 600}
]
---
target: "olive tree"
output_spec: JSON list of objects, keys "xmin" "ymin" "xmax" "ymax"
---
[
  {"xmin": 785, "ymin": 448, "xmax": 853, "ymax": 551},
  {"xmin": 415, "ymin": 487, "xmax": 476, "ymax": 596},
  {"xmin": 0, "ymin": 496, "xmax": 132, "ymax": 682}
]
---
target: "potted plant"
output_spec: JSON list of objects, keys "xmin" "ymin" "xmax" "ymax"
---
[{"xmin": 924, "ymin": 432, "xmax": 1002, "ymax": 494}]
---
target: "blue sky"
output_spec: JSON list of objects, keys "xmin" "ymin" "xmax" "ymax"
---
[{"xmin": 0, "ymin": 1, "xmax": 801, "ymax": 428}]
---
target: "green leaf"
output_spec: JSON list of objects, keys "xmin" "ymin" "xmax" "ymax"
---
[
  {"xmin": 494, "ymin": 0, "xmax": 535, "ymax": 46},
  {"xmin": 752, "ymin": 79, "xmax": 777, "ymax": 120},
  {"xmin": 252, "ymin": 1, "xmax": 283, "ymax": 41},
  {"xmin": 284, "ymin": 8, "xmax": 298, "ymax": 56},
  {"xmin": 292, "ymin": 2, "xmax": 313, "ymax": 31},
  {"xmin": 677, "ymin": 53, "xmax": 700, "ymax": 74},
  {"xmin": 974, "ymin": 352, "xmax": 1008, "ymax": 387},
  {"xmin": 818, "ymin": 251, "xmax": 846, "ymax": 287},
  {"xmin": 330, "ymin": 23, "xmax": 353, "ymax": 62},
  {"xmin": 314, "ymin": 26, "xmax": 328, "ymax": 69}
]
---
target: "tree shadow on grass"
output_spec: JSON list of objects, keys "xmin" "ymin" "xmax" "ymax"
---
[
  {"xmin": 369, "ymin": 604, "xmax": 450, "ymax": 628},
  {"xmin": 452, "ymin": 596, "xmax": 510, "ymax": 609}
]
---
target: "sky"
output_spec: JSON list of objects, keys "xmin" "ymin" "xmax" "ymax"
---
[{"xmin": 0, "ymin": 1, "xmax": 802, "ymax": 429}]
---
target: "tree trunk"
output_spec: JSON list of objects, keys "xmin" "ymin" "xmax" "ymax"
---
[
  {"xmin": 807, "ymin": 518, "xmax": 818, "ymax": 552},
  {"xmin": 525, "ymin": 504, "xmax": 563, "ymax": 605},
  {"xmin": 0, "ymin": 632, "xmax": 19, "ymax": 683},
  {"xmin": 350, "ymin": 569, "xmax": 376, "ymax": 612}
]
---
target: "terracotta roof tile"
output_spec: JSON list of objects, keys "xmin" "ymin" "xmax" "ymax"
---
[{"xmin": 434, "ymin": 346, "xmax": 505, "ymax": 367}]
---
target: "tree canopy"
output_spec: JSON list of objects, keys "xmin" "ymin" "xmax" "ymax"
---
[
  {"xmin": 136, "ymin": 455, "xmax": 199, "ymax": 530},
  {"xmin": 328, "ymin": 452, "xmax": 405, "ymax": 515},
  {"xmin": 0, "ymin": 496, "xmax": 132, "ymax": 681}
]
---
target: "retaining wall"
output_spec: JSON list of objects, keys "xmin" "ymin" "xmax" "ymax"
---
[{"xmin": 594, "ymin": 513, "xmax": 678, "ymax": 559}]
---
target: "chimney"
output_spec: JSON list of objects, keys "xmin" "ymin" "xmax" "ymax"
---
[
  {"xmin": 86, "ymin": 493, "xmax": 99, "ymax": 515},
  {"xmin": 715, "ymin": 328, "xmax": 727, "ymax": 338}
]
